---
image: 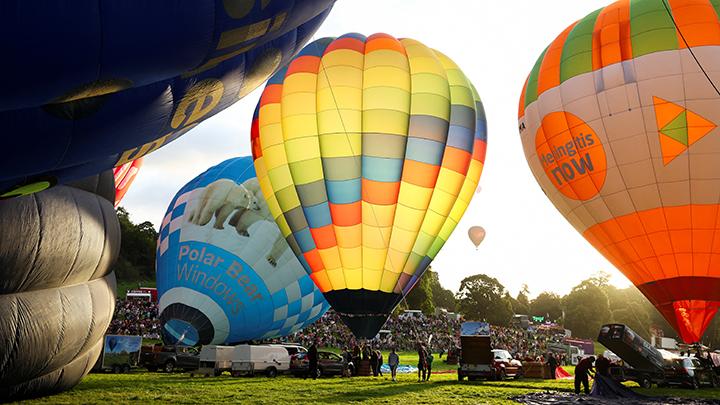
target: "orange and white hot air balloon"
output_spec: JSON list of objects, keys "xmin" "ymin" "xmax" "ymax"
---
[
  {"xmin": 468, "ymin": 226, "xmax": 486, "ymax": 249},
  {"xmin": 519, "ymin": 0, "xmax": 720, "ymax": 343}
]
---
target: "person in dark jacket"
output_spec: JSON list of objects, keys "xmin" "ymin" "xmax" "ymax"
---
[
  {"xmin": 595, "ymin": 354, "xmax": 611, "ymax": 377},
  {"xmin": 574, "ymin": 356, "xmax": 595, "ymax": 395},
  {"xmin": 308, "ymin": 340, "xmax": 318, "ymax": 380},
  {"xmin": 547, "ymin": 352, "xmax": 558, "ymax": 379},
  {"xmin": 417, "ymin": 343, "xmax": 428, "ymax": 382},
  {"xmin": 370, "ymin": 348, "xmax": 379, "ymax": 377},
  {"xmin": 377, "ymin": 350, "xmax": 384, "ymax": 377}
]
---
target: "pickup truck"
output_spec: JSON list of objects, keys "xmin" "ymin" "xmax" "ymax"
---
[{"xmin": 141, "ymin": 345, "xmax": 200, "ymax": 373}]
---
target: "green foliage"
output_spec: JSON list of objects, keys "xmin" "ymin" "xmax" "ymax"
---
[
  {"xmin": 112, "ymin": 207, "xmax": 158, "ymax": 283},
  {"xmin": 427, "ymin": 269, "xmax": 457, "ymax": 311},
  {"xmin": 405, "ymin": 269, "xmax": 435, "ymax": 315},
  {"xmin": 529, "ymin": 292, "xmax": 563, "ymax": 321},
  {"xmin": 456, "ymin": 274, "xmax": 512, "ymax": 325},
  {"xmin": 562, "ymin": 280, "xmax": 611, "ymax": 339}
]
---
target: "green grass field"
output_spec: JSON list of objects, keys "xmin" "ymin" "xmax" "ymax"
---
[{"xmin": 23, "ymin": 352, "xmax": 720, "ymax": 404}]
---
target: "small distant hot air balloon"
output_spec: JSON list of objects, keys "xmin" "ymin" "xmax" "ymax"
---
[
  {"xmin": 156, "ymin": 157, "xmax": 328, "ymax": 345},
  {"xmin": 113, "ymin": 158, "xmax": 143, "ymax": 207},
  {"xmin": 468, "ymin": 226, "xmax": 486, "ymax": 249},
  {"xmin": 519, "ymin": 0, "xmax": 720, "ymax": 343},
  {"xmin": 251, "ymin": 33, "xmax": 488, "ymax": 338}
]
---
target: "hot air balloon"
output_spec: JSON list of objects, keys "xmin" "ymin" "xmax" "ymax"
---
[
  {"xmin": 0, "ymin": 172, "xmax": 119, "ymax": 400},
  {"xmin": 113, "ymin": 158, "xmax": 143, "ymax": 207},
  {"xmin": 0, "ymin": 0, "xmax": 335, "ymax": 199},
  {"xmin": 468, "ymin": 226, "xmax": 486, "ymax": 249},
  {"xmin": 519, "ymin": 0, "xmax": 720, "ymax": 343},
  {"xmin": 156, "ymin": 157, "xmax": 329, "ymax": 345},
  {"xmin": 251, "ymin": 33, "xmax": 488, "ymax": 338}
]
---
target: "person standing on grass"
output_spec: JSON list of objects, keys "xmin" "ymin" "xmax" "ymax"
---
[
  {"xmin": 547, "ymin": 352, "xmax": 558, "ymax": 379},
  {"xmin": 425, "ymin": 351, "xmax": 434, "ymax": 381},
  {"xmin": 370, "ymin": 348, "xmax": 379, "ymax": 377},
  {"xmin": 574, "ymin": 356, "xmax": 595, "ymax": 395},
  {"xmin": 389, "ymin": 348, "xmax": 399, "ymax": 382},
  {"xmin": 308, "ymin": 340, "xmax": 318, "ymax": 380},
  {"xmin": 417, "ymin": 343, "xmax": 428, "ymax": 382},
  {"xmin": 377, "ymin": 350, "xmax": 384, "ymax": 377}
]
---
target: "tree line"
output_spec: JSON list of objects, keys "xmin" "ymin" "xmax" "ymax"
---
[{"xmin": 405, "ymin": 269, "xmax": 720, "ymax": 347}]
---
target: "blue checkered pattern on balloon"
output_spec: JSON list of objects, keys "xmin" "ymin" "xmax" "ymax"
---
[{"xmin": 156, "ymin": 157, "xmax": 328, "ymax": 345}]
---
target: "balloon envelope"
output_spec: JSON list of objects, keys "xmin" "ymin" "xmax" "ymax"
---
[
  {"xmin": 251, "ymin": 33, "xmax": 487, "ymax": 338},
  {"xmin": 518, "ymin": 0, "xmax": 720, "ymax": 342},
  {"xmin": 156, "ymin": 157, "xmax": 329, "ymax": 345},
  {"xmin": 468, "ymin": 226, "xmax": 486, "ymax": 248},
  {"xmin": 0, "ymin": 0, "xmax": 334, "ymax": 198},
  {"xmin": 112, "ymin": 158, "xmax": 143, "ymax": 207}
]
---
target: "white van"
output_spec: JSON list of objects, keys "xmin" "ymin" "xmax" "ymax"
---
[
  {"xmin": 195, "ymin": 345, "xmax": 234, "ymax": 377},
  {"xmin": 231, "ymin": 345, "xmax": 290, "ymax": 378}
]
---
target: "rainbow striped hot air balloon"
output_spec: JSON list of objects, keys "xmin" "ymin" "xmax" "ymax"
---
[
  {"xmin": 519, "ymin": 0, "xmax": 720, "ymax": 343},
  {"xmin": 251, "ymin": 33, "xmax": 487, "ymax": 338}
]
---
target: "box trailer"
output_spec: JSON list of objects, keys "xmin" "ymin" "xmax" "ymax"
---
[
  {"xmin": 230, "ymin": 345, "xmax": 290, "ymax": 377},
  {"xmin": 93, "ymin": 335, "xmax": 142, "ymax": 373},
  {"xmin": 195, "ymin": 345, "xmax": 234, "ymax": 377}
]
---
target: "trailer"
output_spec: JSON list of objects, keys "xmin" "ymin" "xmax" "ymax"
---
[
  {"xmin": 195, "ymin": 345, "xmax": 234, "ymax": 377},
  {"xmin": 598, "ymin": 324, "xmax": 666, "ymax": 388},
  {"xmin": 92, "ymin": 335, "xmax": 142, "ymax": 373}
]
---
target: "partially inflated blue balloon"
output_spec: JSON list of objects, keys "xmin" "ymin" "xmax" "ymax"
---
[
  {"xmin": 156, "ymin": 157, "xmax": 329, "ymax": 345},
  {"xmin": 0, "ymin": 0, "xmax": 335, "ymax": 198}
]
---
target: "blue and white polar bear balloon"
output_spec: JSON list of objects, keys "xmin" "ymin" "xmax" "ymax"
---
[{"xmin": 156, "ymin": 157, "xmax": 328, "ymax": 345}]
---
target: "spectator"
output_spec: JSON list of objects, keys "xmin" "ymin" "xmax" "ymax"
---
[
  {"xmin": 547, "ymin": 352, "xmax": 558, "ymax": 379},
  {"xmin": 308, "ymin": 340, "xmax": 318, "ymax": 380},
  {"xmin": 425, "ymin": 351, "xmax": 434, "ymax": 381},
  {"xmin": 417, "ymin": 343, "xmax": 428, "ymax": 382},
  {"xmin": 377, "ymin": 350, "xmax": 384, "ymax": 377},
  {"xmin": 388, "ymin": 348, "xmax": 399, "ymax": 382},
  {"xmin": 370, "ymin": 348, "xmax": 378, "ymax": 377}
]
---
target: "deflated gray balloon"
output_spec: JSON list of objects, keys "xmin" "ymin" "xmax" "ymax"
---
[{"xmin": 0, "ymin": 174, "xmax": 119, "ymax": 400}]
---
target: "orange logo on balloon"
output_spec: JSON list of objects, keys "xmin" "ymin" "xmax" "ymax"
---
[{"xmin": 534, "ymin": 111, "xmax": 606, "ymax": 201}]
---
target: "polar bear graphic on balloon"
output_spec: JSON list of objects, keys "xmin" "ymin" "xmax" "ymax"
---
[{"xmin": 187, "ymin": 177, "xmax": 286, "ymax": 267}]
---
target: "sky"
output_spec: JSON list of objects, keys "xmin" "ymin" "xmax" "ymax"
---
[{"xmin": 122, "ymin": 0, "xmax": 633, "ymax": 298}]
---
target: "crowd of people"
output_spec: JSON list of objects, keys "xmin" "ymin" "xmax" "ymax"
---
[
  {"xmin": 107, "ymin": 298, "xmax": 161, "ymax": 339},
  {"xmin": 492, "ymin": 325, "xmax": 569, "ymax": 363},
  {"xmin": 281, "ymin": 311, "xmax": 462, "ymax": 353}
]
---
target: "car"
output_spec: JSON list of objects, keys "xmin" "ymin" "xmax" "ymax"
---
[
  {"xmin": 491, "ymin": 349, "xmax": 523, "ymax": 380},
  {"xmin": 141, "ymin": 345, "xmax": 199, "ymax": 373},
  {"xmin": 663, "ymin": 357, "xmax": 719, "ymax": 389},
  {"xmin": 265, "ymin": 344, "xmax": 306, "ymax": 356},
  {"xmin": 290, "ymin": 351, "xmax": 351, "ymax": 378}
]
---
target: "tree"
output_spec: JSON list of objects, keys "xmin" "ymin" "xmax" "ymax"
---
[
  {"xmin": 456, "ymin": 274, "xmax": 512, "ymax": 325},
  {"xmin": 112, "ymin": 207, "xmax": 158, "ymax": 282},
  {"xmin": 563, "ymin": 280, "xmax": 611, "ymax": 339},
  {"xmin": 529, "ymin": 292, "xmax": 563, "ymax": 321},
  {"xmin": 513, "ymin": 284, "xmax": 530, "ymax": 315},
  {"xmin": 405, "ymin": 270, "xmax": 435, "ymax": 315},
  {"xmin": 427, "ymin": 269, "xmax": 457, "ymax": 311}
]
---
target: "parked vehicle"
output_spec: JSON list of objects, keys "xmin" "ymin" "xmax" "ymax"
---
[
  {"xmin": 599, "ymin": 324, "xmax": 667, "ymax": 388},
  {"xmin": 491, "ymin": 349, "xmax": 523, "ymax": 379},
  {"xmin": 231, "ymin": 345, "xmax": 290, "ymax": 377},
  {"xmin": 265, "ymin": 343, "xmax": 306, "ymax": 356},
  {"xmin": 93, "ymin": 335, "xmax": 142, "ymax": 373},
  {"xmin": 663, "ymin": 357, "xmax": 719, "ymax": 389},
  {"xmin": 141, "ymin": 344, "xmax": 199, "ymax": 373},
  {"xmin": 195, "ymin": 345, "xmax": 234, "ymax": 377},
  {"xmin": 457, "ymin": 322, "xmax": 523, "ymax": 381},
  {"xmin": 290, "ymin": 351, "xmax": 350, "ymax": 378}
]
